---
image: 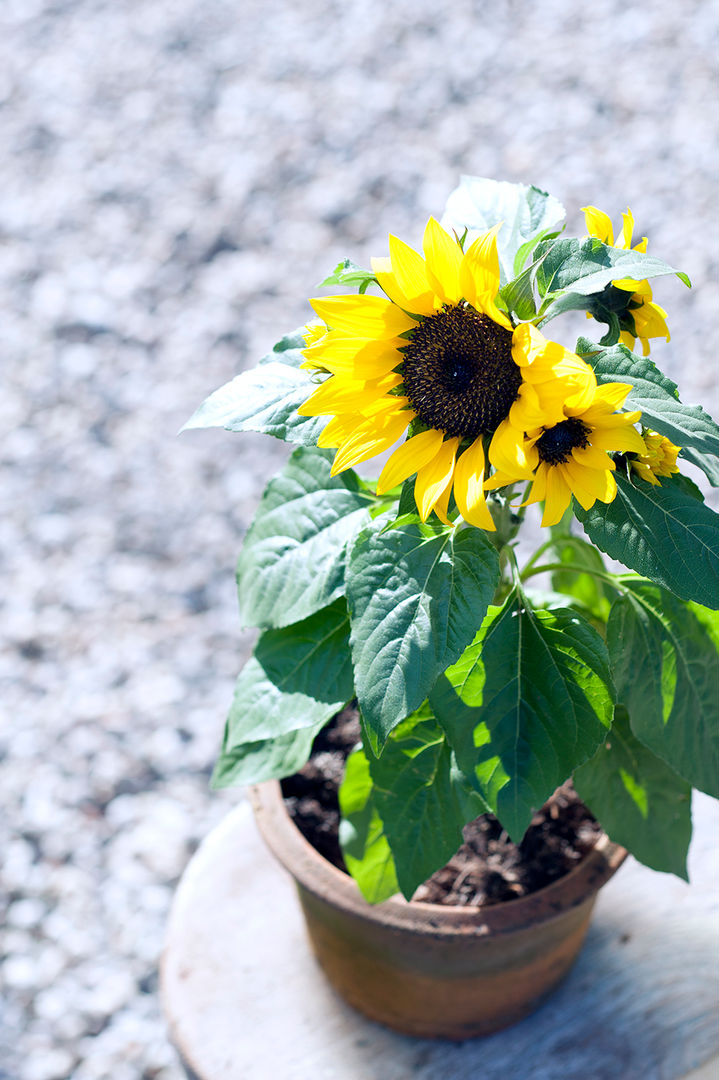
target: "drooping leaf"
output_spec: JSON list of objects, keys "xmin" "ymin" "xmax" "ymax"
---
[
  {"xmin": 577, "ymin": 338, "xmax": 719, "ymax": 474},
  {"xmin": 575, "ymin": 472, "xmax": 719, "ymax": 609},
  {"xmin": 237, "ymin": 447, "xmax": 371, "ymax": 629},
  {"xmin": 319, "ymin": 258, "xmax": 377, "ymax": 293},
  {"xmin": 364, "ymin": 705, "xmax": 472, "ymax": 900},
  {"xmin": 430, "ymin": 591, "xmax": 614, "ymax": 840},
  {"xmin": 338, "ymin": 745, "xmax": 399, "ymax": 903},
  {"xmin": 211, "ymin": 720, "xmax": 324, "ymax": 789},
  {"xmin": 680, "ymin": 447, "xmax": 719, "ymax": 487},
  {"xmin": 441, "ymin": 176, "xmax": 566, "ymax": 283},
  {"xmin": 574, "ymin": 706, "xmax": 692, "ymax": 879},
  {"xmin": 536, "ymin": 237, "xmax": 689, "ymax": 325},
  {"xmin": 346, "ymin": 517, "xmax": 500, "ymax": 746},
  {"xmin": 606, "ymin": 580, "xmax": 719, "ymax": 799},
  {"xmin": 182, "ymin": 328, "xmax": 328, "ymax": 446},
  {"xmin": 220, "ymin": 599, "xmax": 353, "ymax": 748}
]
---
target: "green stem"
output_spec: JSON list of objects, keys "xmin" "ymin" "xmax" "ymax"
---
[{"xmin": 522, "ymin": 561, "xmax": 625, "ymax": 589}]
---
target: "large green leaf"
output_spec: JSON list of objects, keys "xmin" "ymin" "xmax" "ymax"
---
[
  {"xmin": 577, "ymin": 338, "xmax": 719, "ymax": 472},
  {"xmin": 211, "ymin": 721, "xmax": 324, "ymax": 789},
  {"xmin": 237, "ymin": 447, "xmax": 371, "ymax": 629},
  {"xmin": 606, "ymin": 580, "xmax": 719, "ymax": 799},
  {"xmin": 220, "ymin": 599, "xmax": 353, "ymax": 749},
  {"xmin": 441, "ymin": 175, "xmax": 565, "ymax": 283},
  {"xmin": 431, "ymin": 591, "xmax": 614, "ymax": 840},
  {"xmin": 346, "ymin": 517, "xmax": 500, "ymax": 745},
  {"xmin": 574, "ymin": 706, "xmax": 692, "ymax": 879},
  {"xmin": 182, "ymin": 328, "xmax": 329, "ymax": 446},
  {"xmin": 575, "ymin": 472, "xmax": 719, "ymax": 609},
  {"xmin": 536, "ymin": 238, "xmax": 688, "ymax": 325},
  {"xmin": 365, "ymin": 706, "xmax": 471, "ymax": 900},
  {"xmin": 338, "ymin": 746, "xmax": 399, "ymax": 903}
]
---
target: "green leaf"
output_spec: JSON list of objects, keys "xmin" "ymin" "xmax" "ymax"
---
[
  {"xmin": 575, "ymin": 472, "xmax": 719, "ymax": 609},
  {"xmin": 536, "ymin": 238, "xmax": 688, "ymax": 320},
  {"xmin": 513, "ymin": 226, "xmax": 562, "ymax": 276},
  {"xmin": 441, "ymin": 176, "xmax": 565, "ymax": 283},
  {"xmin": 237, "ymin": 447, "xmax": 371, "ymax": 629},
  {"xmin": 606, "ymin": 580, "xmax": 719, "ymax": 799},
  {"xmin": 430, "ymin": 591, "xmax": 614, "ymax": 840},
  {"xmin": 220, "ymin": 599, "xmax": 353, "ymax": 748},
  {"xmin": 680, "ymin": 447, "xmax": 719, "ymax": 487},
  {"xmin": 319, "ymin": 258, "xmax": 377, "ymax": 293},
  {"xmin": 182, "ymin": 329, "xmax": 328, "ymax": 446},
  {"xmin": 366, "ymin": 705, "xmax": 470, "ymax": 900},
  {"xmin": 574, "ymin": 706, "xmax": 692, "ymax": 879},
  {"xmin": 338, "ymin": 746, "xmax": 399, "ymax": 903},
  {"xmin": 346, "ymin": 517, "xmax": 500, "ymax": 745},
  {"xmin": 577, "ymin": 338, "xmax": 719, "ymax": 470},
  {"xmin": 211, "ymin": 721, "xmax": 324, "ymax": 789},
  {"xmin": 500, "ymin": 261, "xmax": 538, "ymax": 320}
]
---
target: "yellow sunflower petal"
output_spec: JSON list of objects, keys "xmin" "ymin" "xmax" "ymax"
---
[
  {"xmin": 615, "ymin": 208, "xmax": 635, "ymax": 250},
  {"xmin": 302, "ymin": 332, "xmax": 403, "ymax": 379},
  {"xmin": 522, "ymin": 462, "xmax": 549, "ymax": 506},
  {"xmin": 570, "ymin": 444, "xmax": 615, "ymax": 471},
  {"xmin": 297, "ymin": 371, "xmax": 403, "ymax": 417},
  {"xmin": 488, "ymin": 418, "xmax": 538, "ymax": 479},
  {"xmin": 310, "ymin": 294, "xmax": 416, "ymax": 339},
  {"xmin": 459, "ymin": 225, "xmax": 508, "ymax": 324},
  {"xmin": 331, "ymin": 408, "xmax": 414, "ymax": 475},
  {"xmin": 376, "ymin": 428, "xmax": 445, "ymax": 495},
  {"xmin": 582, "ymin": 205, "xmax": 614, "ymax": 245},
  {"xmin": 453, "ymin": 437, "xmax": 496, "ymax": 530},
  {"xmin": 588, "ymin": 424, "xmax": 646, "ymax": 455},
  {"xmin": 317, "ymin": 413, "xmax": 360, "ymax": 448},
  {"xmin": 414, "ymin": 437, "xmax": 460, "ymax": 522},
  {"xmin": 433, "ymin": 473, "xmax": 454, "ymax": 526},
  {"xmin": 422, "ymin": 217, "xmax": 463, "ymax": 306},
  {"xmin": 380, "ymin": 234, "xmax": 437, "ymax": 315},
  {"xmin": 541, "ymin": 466, "xmax": 572, "ymax": 527}
]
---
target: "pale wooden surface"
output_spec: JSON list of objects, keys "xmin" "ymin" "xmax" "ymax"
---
[{"xmin": 161, "ymin": 794, "xmax": 719, "ymax": 1080}]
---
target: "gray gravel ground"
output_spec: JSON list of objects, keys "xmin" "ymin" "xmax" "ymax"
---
[{"xmin": 3, "ymin": 1, "xmax": 719, "ymax": 1077}]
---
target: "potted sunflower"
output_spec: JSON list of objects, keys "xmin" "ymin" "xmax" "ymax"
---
[{"xmin": 184, "ymin": 177, "xmax": 719, "ymax": 1037}]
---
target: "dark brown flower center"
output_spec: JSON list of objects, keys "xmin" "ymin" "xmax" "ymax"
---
[
  {"xmin": 401, "ymin": 306, "xmax": 520, "ymax": 439},
  {"xmin": 536, "ymin": 417, "xmax": 591, "ymax": 465}
]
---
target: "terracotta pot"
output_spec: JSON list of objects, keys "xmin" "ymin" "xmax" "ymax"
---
[{"xmin": 250, "ymin": 780, "xmax": 626, "ymax": 1040}]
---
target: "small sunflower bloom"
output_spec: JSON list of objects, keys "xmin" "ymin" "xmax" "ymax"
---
[
  {"xmin": 630, "ymin": 429, "xmax": 681, "ymax": 486},
  {"xmin": 297, "ymin": 218, "xmax": 595, "ymax": 531},
  {"xmin": 486, "ymin": 381, "xmax": 645, "ymax": 527},
  {"xmin": 582, "ymin": 205, "xmax": 670, "ymax": 357}
]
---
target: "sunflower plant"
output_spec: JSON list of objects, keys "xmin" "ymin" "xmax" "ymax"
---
[{"xmin": 186, "ymin": 176, "xmax": 719, "ymax": 903}]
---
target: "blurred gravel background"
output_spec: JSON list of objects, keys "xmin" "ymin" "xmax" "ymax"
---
[{"xmin": 2, "ymin": 1, "xmax": 719, "ymax": 1077}]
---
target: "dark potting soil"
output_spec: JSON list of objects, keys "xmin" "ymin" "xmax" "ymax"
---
[{"xmin": 280, "ymin": 706, "xmax": 602, "ymax": 906}]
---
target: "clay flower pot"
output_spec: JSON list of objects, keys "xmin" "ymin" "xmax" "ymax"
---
[{"xmin": 250, "ymin": 780, "xmax": 627, "ymax": 1040}]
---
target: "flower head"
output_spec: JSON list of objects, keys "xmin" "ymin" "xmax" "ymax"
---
[
  {"xmin": 583, "ymin": 205, "xmax": 670, "ymax": 357},
  {"xmin": 486, "ymin": 379, "xmax": 645, "ymax": 527},
  {"xmin": 298, "ymin": 219, "xmax": 594, "ymax": 531},
  {"xmin": 630, "ymin": 429, "xmax": 681, "ymax": 486}
]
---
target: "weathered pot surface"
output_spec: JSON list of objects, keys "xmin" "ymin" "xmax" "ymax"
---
[{"xmin": 250, "ymin": 780, "xmax": 627, "ymax": 1040}]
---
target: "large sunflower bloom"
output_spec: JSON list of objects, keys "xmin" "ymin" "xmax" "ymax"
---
[
  {"xmin": 583, "ymin": 205, "xmax": 670, "ymax": 357},
  {"xmin": 298, "ymin": 218, "xmax": 594, "ymax": 531},
  {"xmin": 486, "ymin": 381, "xmax": 645, "ymax": 527}
]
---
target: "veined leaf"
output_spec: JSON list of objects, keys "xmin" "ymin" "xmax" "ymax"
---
[
  {"xmin": 346, "ymin": 517, "xmax": 500, "ymax": 746},
  {"xmin": 607, "ymin": 580, "xmax": 719, "ymax": 799},
  {"xmin": 577, "ymin": 338, "xmax": 719, "ymax": 471},
  {"xmin": 338, "ymin": 746, "xmax": 399, "ymax": 903},
  {"xmin": 441, "ymin": 176, "xmax": 565, "ymax": 284},
  {"xmin": 220, "ymin": 599, "xmax": 353, "ymax": 747},
  {"xmin": 182, "ymin": 328, "xmax": 328, "ymax": 446},
  {"xmin": 536, "ymin": 237, "xmax": 688, "ymax": 324},
  {"xmin": 319, "ymin": 259, "xmax": 377, "ymax": 293},
  {"xmin": 365, "ymin": 706, "xmax": 472, "ymax": 900},
  {"xmin": 211, "ymin": 721, "xmax": 324, "ymax": 789},
  {"xmin": 574, "ymin": 706, "xmax": 692, "ymax": 879},
  {"xmin": 431, "ymin": 591, "xmax": 614, "ymax": 840},
  {"xmin": 575, "ymin": 472, "xmax": 719, "ymax": 609},
  {"xmin": 237, "ymin": 447, "xmax": 371, "ymax": 629}
]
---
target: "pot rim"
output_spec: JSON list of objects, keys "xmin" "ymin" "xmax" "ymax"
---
[{"xmin": 249, "ymin": 780, "xmax": 627, "ymax": 938}]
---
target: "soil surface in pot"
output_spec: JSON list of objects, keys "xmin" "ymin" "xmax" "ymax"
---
[{"xmin": 281, "ymin": 707, "xmax": 602, "ymax": 907}]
